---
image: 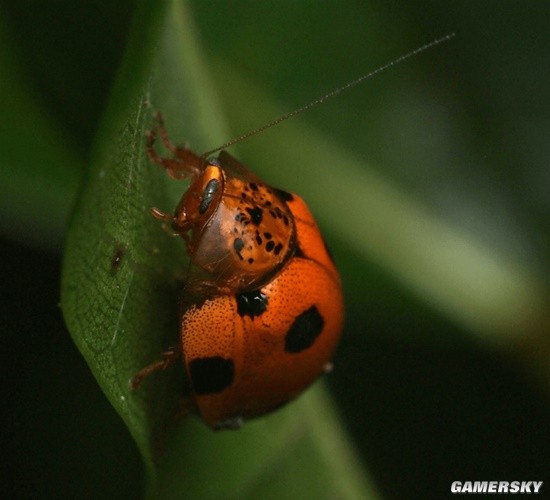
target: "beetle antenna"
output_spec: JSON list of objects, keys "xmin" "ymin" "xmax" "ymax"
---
[{"xmin": 202, "ymin": 33, "xmax": 455, "ymax": 158}]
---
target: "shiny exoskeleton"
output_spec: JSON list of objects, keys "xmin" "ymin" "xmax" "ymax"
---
[{"xmin": 133, "ymin": 113, "xmax": 343, "ymax": 429}]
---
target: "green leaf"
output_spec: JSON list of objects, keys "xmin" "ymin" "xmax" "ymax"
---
[
  {"xmin": 61, "ymin": 0, "xmax": 374, "ymax": 496},
  {"xmin": 158, "ymin": 386, "xmax": 377, "ymax": 499}
]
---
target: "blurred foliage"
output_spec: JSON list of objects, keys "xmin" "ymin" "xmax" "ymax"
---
[{"xmin": 1, "ymin": 0, "xmax": 549, "ymax": 498}]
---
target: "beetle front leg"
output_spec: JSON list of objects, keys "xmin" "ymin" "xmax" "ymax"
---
[{"xmin": 146, "ymin": 112, "xmax": 204, "ymax": 179}]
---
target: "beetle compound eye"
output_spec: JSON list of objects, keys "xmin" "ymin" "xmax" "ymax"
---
[{"xmin": 199, "ymin": 178, "xmax": 220, "ymax": 215}]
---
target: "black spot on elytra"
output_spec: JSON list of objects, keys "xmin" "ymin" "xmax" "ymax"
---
[
  {"xmin": 246, "ymin": 206, "xmax": 263, "ymax": 225},
  {"xmin": 285, "ymin": 306, "xmax": 325, "ymax": 353},
  {"xmin": 274, "ymin": 243, "xmax": 283, "ymax": 255},
  {"xmin": 189, "ymin": 357, "xmax": 234, "ymax": 395},
  {"xmin": 199, "ymin": 178, "xmax": 220, "ymax": 214},
  {"xmin": 274, "ymin": 188, "xmax": 294, "ymax": 202},
  {"xmin": 234, "ymin": 238, "xmax": 245, "ymax": 259},
  {"xmin": 265, "ymin": 240, "xmax": 275, "ymax": 252},
  {"xmin": 249, "ymin": 182, "xmax": 259, "ymax": 191},
  {"xmin": 235, "ymin": 212, "xmax": 246, "ymax": 223},
  {"xmin": 264, "ymin": 232, "xmax": 272, "ymax": 240},
  {"xmin": 236, "ymin": 290, "xmax": 268, "ymax": 318},
  {"xmin": 255, "ymin": 232, "xmax": 263, "ymax": 245}
]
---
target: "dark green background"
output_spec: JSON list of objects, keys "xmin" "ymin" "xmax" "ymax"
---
[{"xmin": 2, "ymin": 1, "xmax": 548, "ymax": 498}]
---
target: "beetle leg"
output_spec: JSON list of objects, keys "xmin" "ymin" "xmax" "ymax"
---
[
  {"xmin": 146, "ymin": 112, "xmax": 203, "ymax": 178},
  {"xmin": 130, "ymin": 346, "xmax": 181, "ymax": 390}
]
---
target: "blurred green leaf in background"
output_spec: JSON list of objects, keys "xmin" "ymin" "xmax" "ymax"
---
[{"xmin": 1, "ymin": 0, "xmax": 549, "ymax": 498}]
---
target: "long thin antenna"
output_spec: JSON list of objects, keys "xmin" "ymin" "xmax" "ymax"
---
[{"xmin": 202, "ymin": 33, "xmax": 455, "ymax": 158}]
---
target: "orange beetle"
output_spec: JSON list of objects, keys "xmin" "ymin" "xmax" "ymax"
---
[
  {"xmin": 131, "ymin": 36, "xmax": 454, "ymax": 428},
  {"xmin": 133, "ymin": 113, "xmax": 343, "ymax": 429}
]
